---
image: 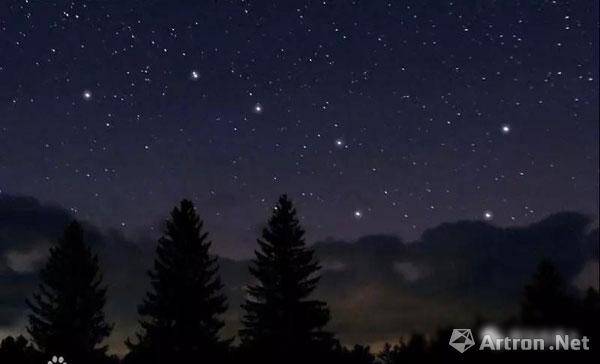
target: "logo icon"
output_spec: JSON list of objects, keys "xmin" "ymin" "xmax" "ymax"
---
[
  {"xmin": 449, "ymin": 329, "xmax": 475, "ymax": 353},
  {"xmin": 48, "ymin": 355, "xmax": 67, "ymax": 364}
]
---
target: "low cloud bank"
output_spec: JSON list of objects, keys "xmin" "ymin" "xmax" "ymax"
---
[{"xmin": 1, "ymin": 194, "xmax": 597, "ymax": 354}]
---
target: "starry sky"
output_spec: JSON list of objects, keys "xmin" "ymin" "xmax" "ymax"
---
[{"xmin": 0, "ymin": 0, "xmax": 598, "ymax": 258}]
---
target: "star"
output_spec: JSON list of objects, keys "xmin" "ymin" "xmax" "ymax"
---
[
  {"xmin": 353, "ymin": 210, "xmax": 363, "ymax": 219},
  {"xmin": 253, "ymin": 103, "xmax": 263, "ymax": 113},
  {"xmin": 82, "ymin": 90, "xmax": 92, "ymax": 100},
  {"xmin": 483, "ymin": 210, "xmax": 494, "ymax": 221},
  {"xmin": 501, "ymin": 124, "xmax": 511, "ymax": 134}
]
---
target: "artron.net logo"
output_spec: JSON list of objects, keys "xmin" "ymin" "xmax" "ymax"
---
[
  {"xmin": 449, "ymin": 326, "xmax": 592, "ymax": 353},
  {"xmin": 449, "ymin": 329, "xmax": 476, "ymax": 353}
]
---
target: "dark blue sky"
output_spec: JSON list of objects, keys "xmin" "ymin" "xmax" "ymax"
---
[{"xmin": 0, "ymin": 0, "xmax": 597, "ymax": 258}]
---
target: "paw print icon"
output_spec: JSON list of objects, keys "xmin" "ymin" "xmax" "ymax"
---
[{"xmin": 48, "ymin": 355, "xmax": 67, "ymax": 364}]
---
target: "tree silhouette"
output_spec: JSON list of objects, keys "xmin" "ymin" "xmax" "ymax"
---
[
  {"xmin": 126, "ymin": 199, "xmax": 228, "ymax": 363},
  {"xmin": 520, "ymin": 260, "xmax": 574, "ymax": 327},
  {"xmin": 0, "ymin": 335, "xmax": 42, "ymax": 364},
  {"xmin": 26, "ymin": 221, "xmax": 112, "ymax": 363},
  {"xmin": 377, "ymin": 334, "xmax": 428, "ymax": 364},
  {"xmin": 378, "ymin": 342, "xmax": 403, "ymax": 364},
  {"xmin": 579, "ymin": 287, "xmax": 600, "ymax": 340},
  {"xmin": 338, "ymin": 344, "xmax": 376, "ymax": 364},
  {"xmin": 240, "ymin": 195, "xmax": 332, "ymax": 363}
]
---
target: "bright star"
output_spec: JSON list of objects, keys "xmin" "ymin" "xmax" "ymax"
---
[
  {"xmin": 353, "ymin": 210, "xmax": 363, "ymax": 219},
  {"xmin": 483, "ymin": 210, "xmax": 494, "ymax": 221},
  {"xmin": 501, "ymin": 124, "xmax": 511, "ymax": 134},
  {"xmin": 82, "ymin": 90, "xmax": 92, "ymax": 100}
]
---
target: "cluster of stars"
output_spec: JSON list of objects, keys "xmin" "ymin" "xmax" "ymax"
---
[{"xmin": 0, "ymin": 0, "xmax": 596, "ymax": 245}]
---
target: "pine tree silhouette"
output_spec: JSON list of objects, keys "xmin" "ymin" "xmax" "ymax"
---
[
  {"xmin": 340, "ymin": 344, "xmax": 376, "ymax": 364},
  {"xmin": 520, "ymin": 260, "xmax": 573, "ymax": 326},
  {"xmin": 240, "ymin": 195, "xmax": 332, "ymax": 363},
  {"xmin": 580, "ymin": 287, "xmax": 600, "ymax": 339},
  {"xmin": 0, "ymin": 335, "xmax": 43, "ymax": 364},
  {"xmin": 126, "ymin": 199, "xmax": 228, "ymax": 363},
  {"xmin": 378, "ymin": 342, "xmax": 402, "ymax": 364},
  {"xmin": 26, "ymin": 221, "xmax": 112, "ymax": 363}
]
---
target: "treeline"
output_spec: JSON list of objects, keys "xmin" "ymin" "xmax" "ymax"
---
[{"xmin": 0, "ymin": 195, "xmax": 598, "ymax": 363}]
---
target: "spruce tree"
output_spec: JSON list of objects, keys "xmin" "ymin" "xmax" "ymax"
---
[
  {"xmin": 26, "ymin": 221, "xmax": 112, "ymax": 363},
  {"xmin": 0, "ymin": 335, "xmax": 43, "ymax": 364},
  {"xmin": 378, "ymin": 342, "xmax": 402, "ymax": 364},
  {"xmin": 240, "ymin": 195, "xmax": 332, "ymax": 363},
  {"xmin": 520, "ymin": 260, "xmax": 573, "ymax": 326},
  {"xmin": 127, "ymin": 199, "xmax": 228, "ymax": 363}
]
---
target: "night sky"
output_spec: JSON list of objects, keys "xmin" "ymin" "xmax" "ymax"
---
[{"xmin": 1, "ymin": 0, "xmax": 598, "ymax": 259}]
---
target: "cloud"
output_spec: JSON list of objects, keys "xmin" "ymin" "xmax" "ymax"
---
[
  {"xmin": 4, "ymin": 242, "xmax": 50, "ymax": 273},
  {"xmin": 573, "ymin": 260, "xmax": 599, "ymax": 291},
  {"xmin": 393, "ymin": 262, "xmax": 426, "ymax": 282},
  {"xmin": 0, "ymin": 196, "xmax": 73, "ymax": 326},
  {"xmin": 0, "ymin": 194, "xmax": 151, "ymax": 355},
  {"xmin": 309, "ymin": 213, "xmax": 599, "ymax": 346},
  {"xmin": 0, "ymin": 194, "xmax": 598, "ymax": 355},
  {"xmin": 321, "ymin": 260, "xmax": 348, "ymax": 272}
]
